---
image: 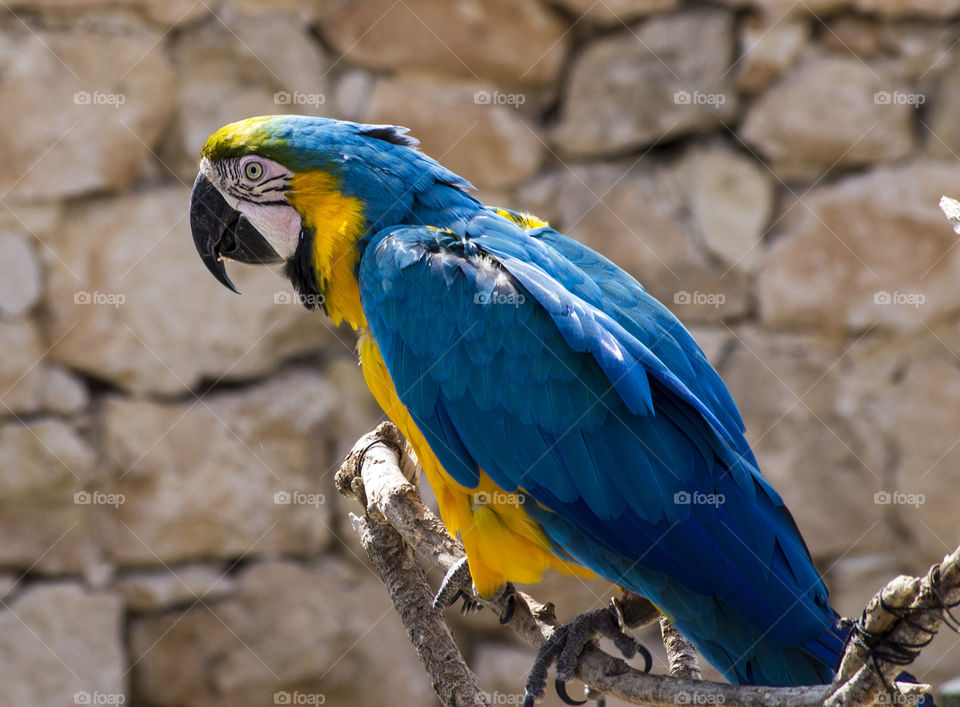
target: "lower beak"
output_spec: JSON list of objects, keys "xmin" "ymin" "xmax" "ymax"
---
[{"xmin": 189, "ymin": 172, "xmax": 283, "ymax": 293}]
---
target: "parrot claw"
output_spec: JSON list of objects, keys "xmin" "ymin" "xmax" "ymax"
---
[
  {"xmin": 522, "ymin": 601, "xmax": 652, "ymax": 707},
  {"xmin": 554, "ymin": 678, "xmax": 587, "ymax": 705},
  {"xmin": 434, "ymin": 558, "xmax": 518, "ymax": 619},
  {"xmin": 434, "ymin": 557, "xmax": 479, "ymax": 613},
  {"xmin": 499, "ymin": 591, "xmax": 516, "ymax": 625}
]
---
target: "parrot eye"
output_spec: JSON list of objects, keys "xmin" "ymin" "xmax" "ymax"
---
[{"xmin": 243, "ymin": 160, "xmax": 264, "ymax": 181}]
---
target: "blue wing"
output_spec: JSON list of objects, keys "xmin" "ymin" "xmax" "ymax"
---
[{"xmin": 358, "ymin": 211, "xmax": 845, "ymax": 686}]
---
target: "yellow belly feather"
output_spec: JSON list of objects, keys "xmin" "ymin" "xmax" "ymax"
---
[{"xmin": 358, "ymin": 332, "xmax": 592, "ymax": 596}]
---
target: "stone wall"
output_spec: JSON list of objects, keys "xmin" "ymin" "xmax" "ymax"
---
[{"xmin": 1, "ymin": 0, "xmax": 959, "ymax": 704}]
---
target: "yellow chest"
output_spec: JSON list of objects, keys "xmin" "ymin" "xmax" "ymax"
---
[{"xmin": 356, "ymin": 331, "xmax": 592, "ymax": 596}]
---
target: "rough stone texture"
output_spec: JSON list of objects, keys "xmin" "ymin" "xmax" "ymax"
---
[
  {"xmin": 0, "ymin": 319, "xmax": 48, "ymax": 414},
  {"xmin": 100, "ymin": 369, "xmax": 339, "ymax": 566},
  {"xmin": 365, "ymin": 74, "xmax": 544, "ymax": 190},
  {"xmin": 838, "ymin": 326, "xmax": 960, "ymax": 570},
  {"xmin": 7, "ymin": 0, "xmax": 209, "ymax": 25},
  {"xmin": 43, "ymin": 187, "xmax": 336, "ymax": 395},
  {"xmin": 718, "ymin": 0, "xmax": 960, "ymax": 15},
  {"xmin": 321, "ymin": 0, "xmax": 568, "ymax": 84},
  {"xmin": 687, "ymin": 145, "xmax": 774, "ymax": 273},
  {"xmin": 926, "ymin": 54, "xmax": 960, "ymax": 159},
  {"xmin": 720, "ymin": 327, "xmax": 895, "ymax": 559},
  {"xmin": 130, "ymin": 559, "xmax": 436, "ymax": 707},
  {"xmin": 552, "ymin": 0, "xmax": 679, "ymax": 23},
  {"xmin": 741, "ymin": 57, "xmax": 916, "ymax": 179},
  {"xmin": 0, "ymin": 584, "xmax": 125, "ymax": 706},
  {"xmin": 0, "ymin": 230, "xmax": 42, "ymax": 318},
  {"xmin": 736, "ymin": 14, "xmax": 809, "ymax": 93},
  {"xmin": 0, "ymin": 418, "xmax": 95, "ymax": 502},
  {"xmin": 853, "ymin": 0, "xmax": 960, "ymax": 16},
  {"xmin": 518, "ymin": 161, "xmax": 750, "ymax": 322},
  {"xmin": 0, "ymin": 25, "xmax": 174, "ymax": 201},
  {"xmin": 716, "ymin": 0, "xmax": 845, "ymax": 13},
  {"xmin": 552, "ymin": 9, "xmax": 737, "ymax": 157},
  {"xmin": 758, "ymin": 161, "xmax": 960, "ymax": 332},
  {"xmin": 0, "ymin": 419, "xmax": 99, "ymax": 573},
  {"xmin": 116, "ymin": 564, "xmax": 237, "ymax": 611}
]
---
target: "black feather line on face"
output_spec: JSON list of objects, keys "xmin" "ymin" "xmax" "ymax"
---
[{"xmin": 282, "ymin": 225, "xmax": 324, "ymax": 312}]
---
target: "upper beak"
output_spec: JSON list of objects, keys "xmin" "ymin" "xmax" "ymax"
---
[{"xmin": 189, "ymin": 172, "xmax": 283, "ymax": 294}]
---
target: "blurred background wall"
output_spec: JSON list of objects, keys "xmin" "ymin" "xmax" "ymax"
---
[{"xmin": 1, "ymin": 0, "xmax": 959, "ymax": 704}]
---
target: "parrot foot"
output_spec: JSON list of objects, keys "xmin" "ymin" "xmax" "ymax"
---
[
  {"xmin": 434, "ymin": 557, "xmax": 482, "ymax": 614},
  {"xmin": 523, "ymin": 598, "xmax": 652, "ymax": 707},
  {"xmin": 433, "ymin": 557, "xmax": 517, "ymax": 622}
]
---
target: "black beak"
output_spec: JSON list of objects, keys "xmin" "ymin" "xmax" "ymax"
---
[{"xmin": 189, "ymin": 172, "xmax": 283, "ymax": 294}]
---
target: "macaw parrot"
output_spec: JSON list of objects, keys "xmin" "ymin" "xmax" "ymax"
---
[{"xmin": 188, "ymin": 115, "xmax": 848, "ymax": 697}]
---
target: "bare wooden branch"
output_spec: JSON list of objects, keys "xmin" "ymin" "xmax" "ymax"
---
[
  {"xmin": 336, "ymin": 422, "xmax": 959, "ymax": 707},
  {"xmin": 825, "ymin": 547, "xmax": 960, "ymax": 706},
  {"xmin": 349, "ymin": 512, "xmax": 487, "ymax": 707},
  {"xmin": 660, "ymin": 616, "xmax": 702, "ymax": 680}
]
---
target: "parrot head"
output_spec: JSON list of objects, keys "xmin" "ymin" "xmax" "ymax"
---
[{"xmin": 189, "ymin": 115, "xmax": 476, "ymax": 324}]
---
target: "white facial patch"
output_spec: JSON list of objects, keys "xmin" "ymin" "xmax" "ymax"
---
[
  {"xmin": 236, "ymin": 201, "xmax": 302, "ymax": 259},
  {"xmin": 200, "ymin": 155, "xmax": 303, "ymax": 260}
]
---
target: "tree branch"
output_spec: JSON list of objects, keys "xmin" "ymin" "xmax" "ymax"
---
[
  {"xmin": 660, "ymin": 616, "xmax": 702, "ymax": 680},
  {"xmin": 335, "ymin": 422, "xmax": 958, "ymax": 706}
]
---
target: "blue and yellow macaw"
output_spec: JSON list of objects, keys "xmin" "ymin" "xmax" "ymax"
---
[{"xmin": 188, "ymin": 115, "xmax": 848, "ymax": 694}]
